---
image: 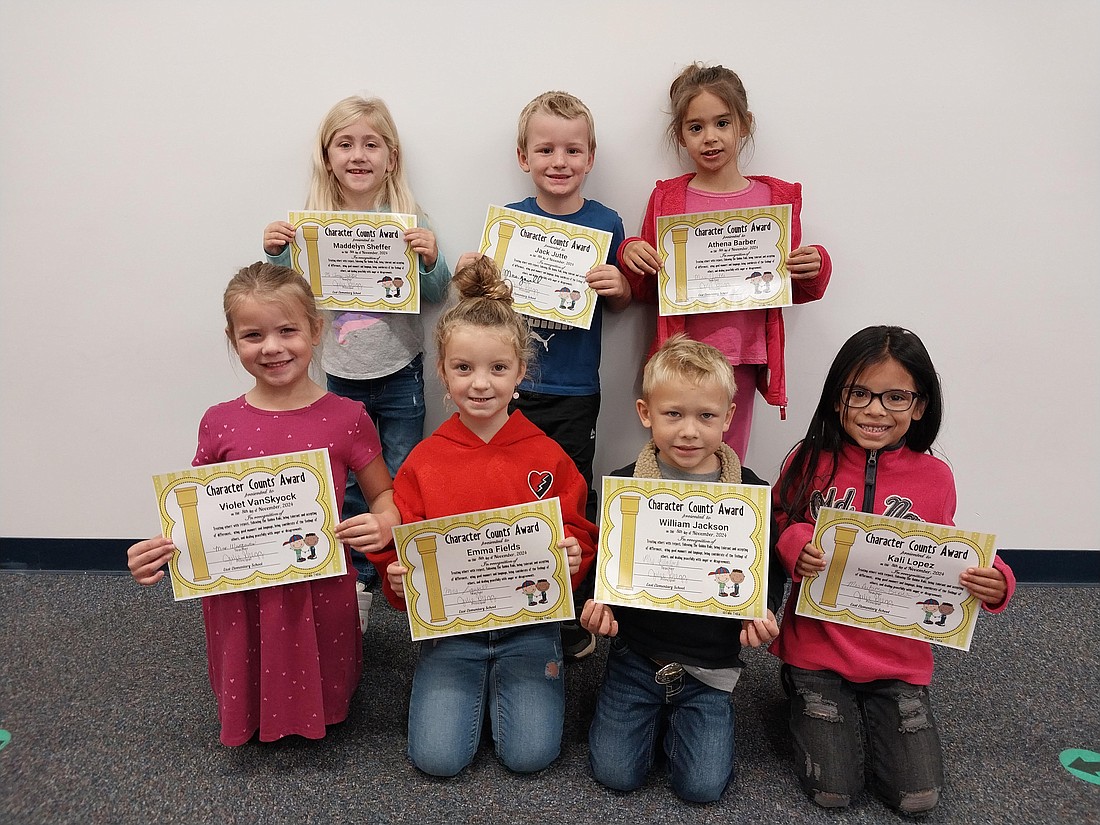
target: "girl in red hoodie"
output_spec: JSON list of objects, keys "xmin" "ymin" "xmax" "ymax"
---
[
  {"xmin": 773, "ymin": 325, "xmax": 1014, "ymax": 814},
  {"xmin": 370, "ymin": 257, "xmax": 597, "ymax": 777}
]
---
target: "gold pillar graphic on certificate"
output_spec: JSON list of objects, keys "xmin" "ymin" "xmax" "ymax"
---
[
  {"xmin": 173, "ymin": 486, "xmax": 211, "ymax": 582},
  {"xmin": 414, "ymin": 535, "xmax": 448, "ymax": 622},
  {"xmin": 617, "ymin": 495, "xmax": 641, "ymax": 590},
  {"xmin": 821, "ymin": 526, "xmax": 858, "ymax": 607},
  {"xmin": 302, "ymin": 225, "xmax": 323, "ymax": 296},
  {"xmin": 671, "ymin": 227, "xmax": 690, "ymax": 303},
  {"xmin": 492, "ymin": 222, "xmax": 515, "ymax": 270}
]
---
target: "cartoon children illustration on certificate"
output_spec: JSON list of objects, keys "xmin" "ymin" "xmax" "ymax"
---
[
  {"xmin": 517, "ymin": 580, "xmax": 539, "ymax": 606},
  {"xmin": 304, "ymin": 532, "xmax": 319, "ymax": 560},
  {"xmin": 285, "ymin": 533, "xmax": 306, "ymax": 563},
  {"xmin": 536, "ymin": 579, "xmax": 550, "ymax": 604}
]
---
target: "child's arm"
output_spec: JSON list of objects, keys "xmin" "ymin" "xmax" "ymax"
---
[
  {"xmin": 404, "ymin": 227, "xmax": 437, "ymax": 270},
  {"xmin": 454, "ymin": 251, "xmax": 485, "ymax": 273},
  {"xmin": 335, "ymin": 456, "xmax": 400, "ymax": 555},
  {"xmin": 580, "ymin": 599, "xmax": 619, "ymax": 637},
  {"xmin": 960, "ymin": 557, "xmax": 1016, "ymax": 612},
  {"xmin": 386, "ymin": 560, "xmax": 409, "ymax": 601},
  {"xmin": 585, "ymin": 264, "xmax": 631, "ymax": 312},
  {"xmin": 127, "ymin": 536, "xmax": 175, "ymax": 586},
  {"xmin": 740, "ymin": 610, "xmax": 780, "ymax": 648},
  {"xmin": 787, "ymin": 193, "xmax": 832, "ymax": 303},
  {"xmin": 794, "ymin": 542, "xmax": 826, "ymax": 579},
  {"xmin": 263, "ymin": 221, "xmax": 296, "ymax": 256}
]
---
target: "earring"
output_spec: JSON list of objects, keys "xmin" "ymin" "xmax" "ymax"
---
[
  {"xmin": 444, "ymin": 393, "xmax": 451, "ymax": 402},
  {"xmin": 512, "ymin": 389, "xmax": 520, "ymax": 400}
]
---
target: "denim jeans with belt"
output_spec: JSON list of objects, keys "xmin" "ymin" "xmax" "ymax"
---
[
  {"xmin": 588, "ymin": 638, "xmax": 737, "ymax": 803},
  {"xmin": 327, "ymin": 355, "xmax": 425, "ymax": 584},
  {"xmin": 783, "ymin": 664, "xmax": 943, "ymax": 813},
  {"xmin": 407, "ymin": 623, "xmax": 564, "ymax": 777}
]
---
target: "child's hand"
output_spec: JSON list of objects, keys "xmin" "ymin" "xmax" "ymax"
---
[
  {"xmin": 788, "ymin": 246, "xmax": 822, "ymax": 280},
  {"xmin": 580, "ymin": 599, "xmax": 618, "ymax": 637},
  {"xmin": 586, "ymin": 264, "xmax": 631, "ymax": 308},
  {"xmin": 263, "ymin": 221, "xmax": 296, "ymax": 256},
  {"xmin": 960, "ymin": 566, "xmax": 1008, "ymax": 606},
  {"xmin": 739, "ymin": 610, "xmax": 779, "ymax": 648},
  {"xmin": 404, "ymin": 227, "xmax": 438, "ymax": 269},
  {"xmin": 559, "ymin": 536, "xmax": 582, "ymax": 575},
  {"xmin": 335, "ymin": 514, "xmax": 391, "ymax": 554},
  {"xmin": 795, "ymin": 542, "xmax": 826, "ymax": 578},
  {"xmin": 620, "ymin": 240, "xmax": 663, "ymax": 276},
  {"xmin": 454, "ymin": 251, "xmax": 485, "ymax": 273},
  {"xmin": 127, "ymin": 536, "xmax": 174, "ymax": 586},
  {"xmin": 386, "ymin": 561, "xmax": 409, "ymax": 601}
]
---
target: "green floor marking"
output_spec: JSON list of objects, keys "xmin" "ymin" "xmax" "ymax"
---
[{"xmin": 1060, "ymin": 748, "xmax": 1100, "ymax": 786}]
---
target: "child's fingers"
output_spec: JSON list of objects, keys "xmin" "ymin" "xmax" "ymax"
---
[{"xmin": 455, "ymin": 251, "xmax": 484, "ymax": 271}]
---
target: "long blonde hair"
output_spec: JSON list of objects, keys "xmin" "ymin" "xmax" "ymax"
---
[{"xmin": 306, "ymin": 96, "xmax": 418, "ymax": 214}]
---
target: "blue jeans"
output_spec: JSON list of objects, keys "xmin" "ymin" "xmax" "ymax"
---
[
  {"xmin": 327, "ymin": 356, "xmax": 425, "ymax": 584},
  {"xmin": 783, "ymin": 665, "xmax": 943, "ymax": 814},
  {"xmin": 588, "ymin": 638, "xmax": 737, "ymax": 803},
  {"xmin": 407, "ymin": 624, "xmax": 564, "ymax": 777}
]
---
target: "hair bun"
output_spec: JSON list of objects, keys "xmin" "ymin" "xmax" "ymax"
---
[{"xmin": 453, "ymin": 256, "xmax": 514, "ymax": 304}]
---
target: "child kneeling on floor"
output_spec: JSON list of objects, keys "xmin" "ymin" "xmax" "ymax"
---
[{"xmin": 580, "ymin": 334, "xmax": 782, "ymax": 802}]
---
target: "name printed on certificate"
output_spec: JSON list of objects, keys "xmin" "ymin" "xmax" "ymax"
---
[
  {"xmin": 152, "ymin": 450, "xmax": 345, "ymax": 602},
  {"xmin": 287, "ymin": 210, "xmax": 419, "ymax": 313},
  {"xmin": 393, "ymin": 498, "xmax": 574, "ymax": 641},
  {"xmin": 656, "ymin": 206, "xmax": 792, "ymax": 316},
  {"xmin": 795, "ymin": 507, "xmax": 999, "ymax": 651},
  {"xmin": 595, "ymin": 477, "xmax": 771, "ymax": 620},
  {"xmin": 478, "ymin": 205, "xmax": 611, "ymax": 330}
]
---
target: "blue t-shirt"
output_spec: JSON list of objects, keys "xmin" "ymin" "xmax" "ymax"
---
[{"xmin": 505, "ymin": 197, "xmax": 625, "ymax": 395}]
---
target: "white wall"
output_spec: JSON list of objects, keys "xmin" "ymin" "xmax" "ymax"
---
[{"xmin": 1, "ymin": 1, "xmax": 1097, "ymax": 550}]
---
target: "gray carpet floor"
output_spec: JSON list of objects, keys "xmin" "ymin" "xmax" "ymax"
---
[{"xmin": 1, "ymin": 573, "xmax": 1097, "ymax": 824}]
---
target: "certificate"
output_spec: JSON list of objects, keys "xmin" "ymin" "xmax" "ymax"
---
[
  {"xmin": 477, "ymin": 205, "xmax": 611, "ymax": 330},
  {"xmin": 795, "ymin": 508, "xmax": 999, "ymax": 651},
  {"xmin": 392, "ymin": 498, "xmax": 574, "ymax": 641},
  {"xmin": 152, "ymin": 450, "xmax": 345, "ymax": 601},
  {"xmin": 595, "ymin": 477, "xmax": 771, "ymax": 620},
  {"xmin": 656, "ymin": 206, "xmax": 792, "ymax": 316},
  {"xmin": 286, "ymin": 210, "xmax": 419, "ymax": 313}
]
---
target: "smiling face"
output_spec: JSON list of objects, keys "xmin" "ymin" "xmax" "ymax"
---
[
  {"xmin": 637, "ymin": 376, "xmax": 735, "ymax": 475},
  {"xmin": 440, "ymin": 324, "xmax": 526, "ymax": 442},
  {"xmin": 679, "ymin": 90, "xmax": 747, "ymax": 189},
  {"xmin": 229, "ymin": 295, "xmax": 321, "ymax": 407},
  {"xmin": 325, "ymin": 115, "xmax": 395, "ymax": 210},
  {"xmin": 837, "ymin": 356, "xmax": 927, "ymax": 451},
  {"xmin": 517, "ymin": 113, "xmax": 594, "ymax": 213}
]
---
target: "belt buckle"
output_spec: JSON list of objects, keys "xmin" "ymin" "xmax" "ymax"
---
[{"xmin": 654, "ymin": 662, "xmax": 684, "ymax": 685}]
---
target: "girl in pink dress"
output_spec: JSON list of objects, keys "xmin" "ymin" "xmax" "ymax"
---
[{"xmin": 127, "ymin": 262, "xmax": 399, "ymax": 745}]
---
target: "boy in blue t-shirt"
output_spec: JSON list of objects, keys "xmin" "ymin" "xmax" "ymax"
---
[{"xmin": 462, "ymin": 91, "xmax": 631, "ymax": 658}]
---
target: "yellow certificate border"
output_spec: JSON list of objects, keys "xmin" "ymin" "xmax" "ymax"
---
[
  {"xmin": 153, "ymin": 449, "xmax": 343, "ymax": 601},
  {"xmin": 477, "ymin": 205, "xmax": 611, "ymax": 330},
  {"xmin": 595, "ymin": 477, "xmax": 771, "ymax": 619},
  {"xmin": 796, "ymin": 508, "xmax": 998, "ymax": 651},
  {"xmin": 393, "ymin": 498, "xmax": 573, "ymax": 640},
  {"xmin": 288, "ymin": 210, "xmax": 419, "ymax": 312},
  {"xmin": 656, "ymin": 206, "xmax": 792, "ymax": 316}
]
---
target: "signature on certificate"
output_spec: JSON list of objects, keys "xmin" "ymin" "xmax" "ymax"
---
[{"xmin": 846, "ymin": 581, "xmax": 896, "ymax": 612}]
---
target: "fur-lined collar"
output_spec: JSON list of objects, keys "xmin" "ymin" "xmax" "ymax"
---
[{"xmin": 633, "ymin": 440, "xmax": 742, "ymax": 484}]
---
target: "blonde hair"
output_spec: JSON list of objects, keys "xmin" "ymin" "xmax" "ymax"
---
[
  {"xmin": 667, "ymin": 63, "xmax": 755, "ymax": 158},
  {"xmin": 517, "ymin": 91, "xmax": 597, "ymax": 153},
  {"xmin": 435, "ymin": 257, "xmax": 534, "ymax": 376},
  {"xmin": 642, "ymin": 334, "xmax": 736, "ymax": 403},
  {"xmin": 223, "ymin": 262, "xmax": 322, "ymax": 341},
  {"xmin": 307, "ymin": 96, "xmax": 418, "ymax": 213}
]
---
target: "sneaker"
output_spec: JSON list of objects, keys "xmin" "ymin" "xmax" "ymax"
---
[
  {"xmin": 356, "ymin": 583, "xmax": 373, "ymax": 634},
  {"xmin": 561, "ymin": 621, "xmax": 596, "ymax": 661}
]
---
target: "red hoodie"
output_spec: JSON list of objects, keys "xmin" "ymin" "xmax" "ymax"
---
[
  {"xmin": 620, "ymin": 173, "xmax": 832, "ymax": 415},
  {"xmin": 369, "ymin": 411, "xmax": 598, "ymax": 610}
]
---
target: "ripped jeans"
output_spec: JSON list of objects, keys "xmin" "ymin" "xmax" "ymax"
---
[
  {"xmin": 782, "ymin": 665, "xmax": 943, "ymax": 813},
  {"xmin": 407, "ymin": 624, "xmax": 564, "ymax": 777}
]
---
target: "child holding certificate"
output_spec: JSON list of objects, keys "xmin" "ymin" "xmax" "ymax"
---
[
  {"xmin": 369, "ymin": 257, "xmax": 598, "ymax": 777},
  {"xmin": 126, "ymin": 263, "xmax": 400, "ymax": 746},
  {"xmin": 262, "ymin": 96, "xmax": 451, "ymax": 616},
  {"xmin": 772, "ymin": 325, "xmax": 1015, "ymax": 814},
  {"xmin": 619, "ymin": 63, "xmax": 832, "ymax": 462},
  {"xmin": 460, "ymin": 91, "xmax": 630, "ymax": 660},
  {"xmin": 579, "ymin": 335, "xmax": 782, "ymax": 803}
]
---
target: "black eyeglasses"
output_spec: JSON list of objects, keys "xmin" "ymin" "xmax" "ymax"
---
[{"xmin": 840, "ymin": 386, "xmax": 922, "ymax": 412}]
